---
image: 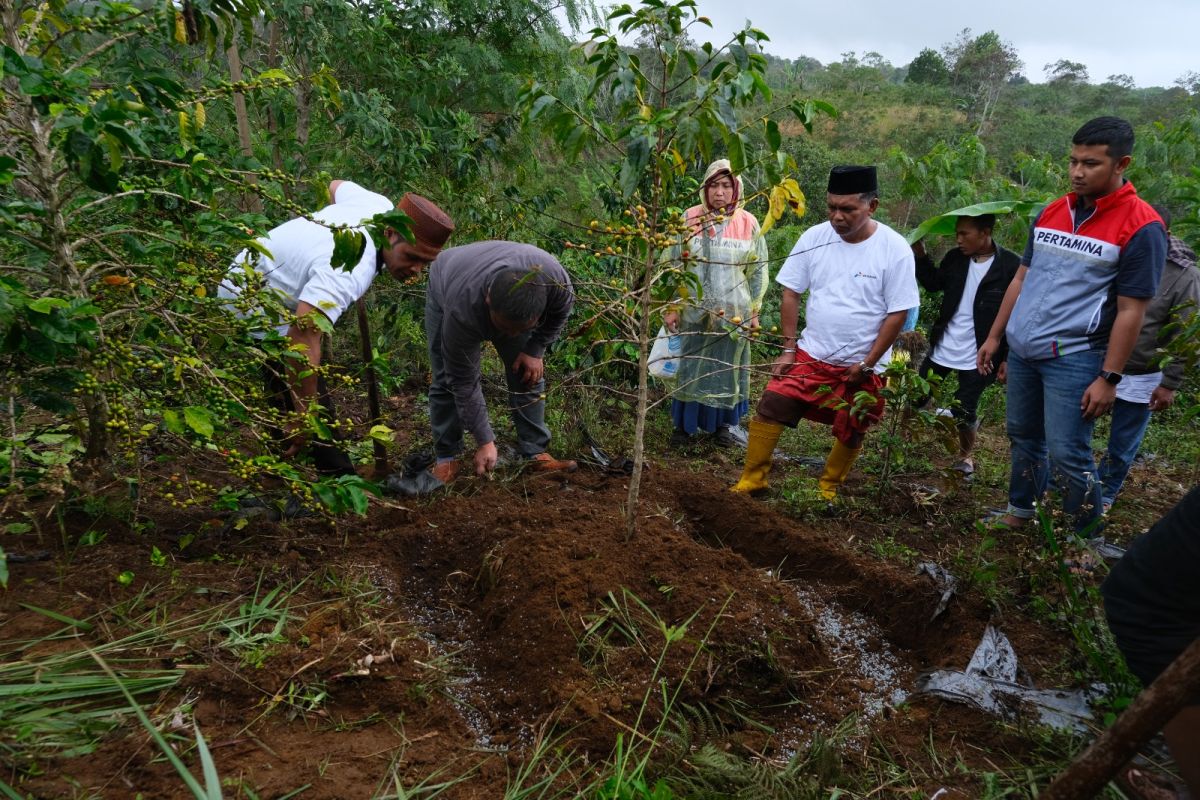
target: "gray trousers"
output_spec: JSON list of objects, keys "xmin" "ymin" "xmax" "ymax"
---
[{"xmin": 426, "ymin": 299, "xmax": 551, "ymax": 460}]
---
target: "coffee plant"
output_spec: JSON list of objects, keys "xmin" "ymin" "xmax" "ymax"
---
[{"xmin": 519, "ymin": 0, "xmax": 830, "ymax": 533}]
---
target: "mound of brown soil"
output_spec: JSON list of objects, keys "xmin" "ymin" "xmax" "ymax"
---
[{"xmin": 4, "ymin": 465, "xmax": 1043, "ymax": 798}]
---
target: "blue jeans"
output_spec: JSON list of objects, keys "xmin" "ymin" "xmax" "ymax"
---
[
  {"xmin": 1005, "ymin": 350, "xmax": 1104, "ymax": 532},
  {"xmin": 1098, "ymin": 398, "xmax": 1152, "ymax": 508}
]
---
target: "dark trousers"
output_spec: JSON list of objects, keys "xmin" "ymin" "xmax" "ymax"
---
[
  {"xmin": 262, "ymin": 360, "xmax": 356, "ymax": 477},
  {"xmin": 916, "ymin": 356, "xmax": 995, "ymax": 430},
  {"xmin": 425, "ymin": 300, "xmax": 551, "ymax": 460},
  {"xmin": 1103, "ymin": 486, "xmax": 1200, "ymax": 700}
]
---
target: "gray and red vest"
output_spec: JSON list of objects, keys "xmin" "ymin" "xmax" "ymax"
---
[{"xmin": 1007, "ymin": 181, "xmax": 1163, "ymax": 361}]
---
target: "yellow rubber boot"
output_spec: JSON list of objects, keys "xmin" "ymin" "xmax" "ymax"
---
[
  {"xmin": 818, "ymin": 440, "xmax": 862, "ymax": 501},
  {"xmin": 731, "ymin": 419, "xmax": 784, "ymax": 494}
]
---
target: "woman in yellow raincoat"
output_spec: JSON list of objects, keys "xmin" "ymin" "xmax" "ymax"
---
[{"xmin": 663, "ymin": 159, "xmax": 769, "ymax": 446}]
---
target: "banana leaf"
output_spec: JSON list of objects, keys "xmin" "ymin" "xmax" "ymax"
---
[{"xmin": 905, "ymin": 200, "xmax": 1045, "ymax": 245}]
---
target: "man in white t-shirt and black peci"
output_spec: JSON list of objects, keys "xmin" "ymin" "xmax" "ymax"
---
[{"xmin": 732, "ymin": 165, "xmax": 919, "ymax": 504}]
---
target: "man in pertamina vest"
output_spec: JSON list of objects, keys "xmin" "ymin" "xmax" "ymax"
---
[{"xmin": 977, "ymin": 117, "xmax": 1166, "ymax": 532}]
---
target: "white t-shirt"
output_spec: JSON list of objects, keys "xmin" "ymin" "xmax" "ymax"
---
[
  {"xmin": 219, "ymin": 181, "xmax": 393, "ymax": 334},
  {"xmin": 776, "ymin": 221, "xmax": 919, "ymax": 371},
  {"xmin": 932, "ymin": 255, "xmax": 993, "ymax": 371},
  {"xmin": 1116, "ymin": 371, "xmax": 1162, "ymax": 405}
]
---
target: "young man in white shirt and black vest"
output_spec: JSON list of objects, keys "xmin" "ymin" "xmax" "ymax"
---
[
  {"xmin": 732, "ymin": 166, "xmax": 919, "ymax": 505},
  {"xmin": 911, "ymin": 214, "xmax": 1021, "ymax": 476}
]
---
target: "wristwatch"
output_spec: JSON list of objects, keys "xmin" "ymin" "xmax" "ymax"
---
[{"xmin": 1099, "ymin": 370, "xmax": 1123, "ymax": 385}]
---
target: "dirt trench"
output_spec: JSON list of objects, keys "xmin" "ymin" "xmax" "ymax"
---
[
  {"xmin": 6, "ymin": 465, "xmax": 1019, "ymax": 799},
  {"xmin": 361, "ymin": 467, "xmax": 997, "ymax": 758}
]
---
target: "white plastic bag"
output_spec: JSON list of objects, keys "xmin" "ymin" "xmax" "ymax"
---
[{"xmin": 648, "ymin": 326, "xmax": 681, "ymax": 379}]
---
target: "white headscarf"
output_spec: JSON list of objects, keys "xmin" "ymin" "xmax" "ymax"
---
[{"xmin": 699, "ymin": 159, "xmax": 744, "ymax": 214}]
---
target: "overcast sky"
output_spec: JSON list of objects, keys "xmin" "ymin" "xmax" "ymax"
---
[{"xmin": 570, "ymin": 0, "xmax": 1198, "ymax": 88}]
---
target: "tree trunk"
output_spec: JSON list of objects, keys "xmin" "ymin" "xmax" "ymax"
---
[
  {"xmin": 295, "ymin": 79, "xmax": 311, "ymax": 151},
  {"xmin": 226, "ymin": 34, "xmax": 262, "ymax": 213},
  {"xmin": 624, "ymin": 252, "xmax": 655, "ymax": 540},
  {"xmin": 1042, "ymin": 636, "xmax": 1200, "ymax": 799},
  {"xmin": 293, "ymin": 5, "xmax": 313, "ymax": 159},
  {"xmin": 2, "ymin": 7, "xmax": 109, "ymax": 460},
  {"xmin": 265, "ymin": 19, "xmax": 284, "ymax": 172},
  {"xmin": 623, "ymin": 79, "xmax": 673, "ymax": 539},
  {"xmin": 82, "ymin": 388, "xmax": 110, "ymax": 461}
]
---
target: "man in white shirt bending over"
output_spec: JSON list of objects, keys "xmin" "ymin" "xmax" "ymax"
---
[
  {"xmin": 732, "ymin": 165, "xmax": 919, "ymax": 504},
  {"xmin": 220, "ymin": 181, "xmax": 454, "ymax": 475}
]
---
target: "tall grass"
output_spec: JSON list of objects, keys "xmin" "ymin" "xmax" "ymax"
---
[
  {"xmin": 0, "ymin": 578, "xmax": 308, "ymax": 773},
  {"xmin": 0, "ymin": 603, "xmax": 190, "ymax": 765},
  {"xmin": 89, "ymin": 648, "xmax": 224, "ymax": 800}
]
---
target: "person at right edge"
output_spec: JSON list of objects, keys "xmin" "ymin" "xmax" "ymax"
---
[
  {"xmin": 976, "ymin": 117, "xmax": 1166, "ymax": 533},
  {"xmin": 1102, "ymin": 486, "xmax": 1200, "ymax": 797},
  {"xmin": 1098, "ymin": 205, "xmax": 1199, "ymax": 513}
]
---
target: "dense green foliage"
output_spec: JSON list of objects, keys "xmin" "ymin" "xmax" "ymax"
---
[{"xmin": 2, "ymin": 0, "xmax": 1198, "ymax": 516}]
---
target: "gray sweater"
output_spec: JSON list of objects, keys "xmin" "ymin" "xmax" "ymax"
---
[
  {"xmin": 427, "ymin": 241, "xmax": 574, "ymax": 445},
  {"xmin": 1125, "ymin": 234, "xmax": 1200, "ymax": 389}
]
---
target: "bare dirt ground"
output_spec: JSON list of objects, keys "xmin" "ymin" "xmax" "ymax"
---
[{"xmin": 1, "ymin": 419, "xmax": 1193, "ymax": 798}]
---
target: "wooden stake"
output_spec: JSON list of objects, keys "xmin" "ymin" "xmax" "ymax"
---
[{"xmin": 356, "ymin": 298, "xmax": 389, "ymax": 476}]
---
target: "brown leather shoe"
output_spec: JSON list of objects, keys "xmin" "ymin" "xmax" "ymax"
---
[
  {"xmin": 430, "ymin": 460, "xmax": 459, "ymax": 484},
  {"xmin": 527, "ymin": 452, "xmax": 578, "ymax": 473}
]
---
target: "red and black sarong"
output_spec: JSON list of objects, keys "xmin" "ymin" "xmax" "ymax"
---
[{"xmin": 757, "ymin": 348, "xmax": 885, "ymax": 446}]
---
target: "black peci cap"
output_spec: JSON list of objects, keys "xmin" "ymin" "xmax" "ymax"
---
[{"xmin": 827, "ymin": 165, "xmax": 878, "ymax": 195}]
